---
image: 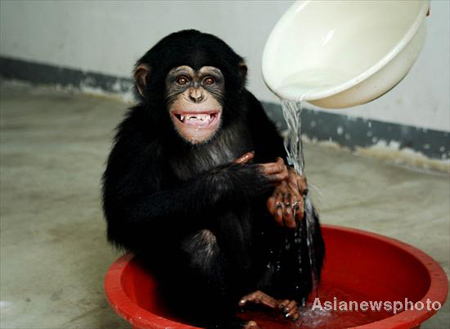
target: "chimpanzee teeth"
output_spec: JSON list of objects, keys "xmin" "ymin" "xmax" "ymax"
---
[
  {"xmin": 187, "ymin": 115, "xmax": 210, "ymax": 121},
  {"xmin": 178, "ymin": 114, "xmax": 214, "ymax": 123}
]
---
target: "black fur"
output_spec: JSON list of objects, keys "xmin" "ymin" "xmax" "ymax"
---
[{"xmin": 102, "ymin": 30, "xmax": 324, "ymax": 329}]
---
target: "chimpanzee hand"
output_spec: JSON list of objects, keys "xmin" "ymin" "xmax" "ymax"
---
[
  {"xmin": 259, "ymin": 157, "xmax": 290, "ymax": 183},
  {"xmin": 266, "ymin": 166, "xmax": 308, "ymax": 229},
  {"xmin": 234, "ymin": 151, "xmax": 256, "ymax": 165},
  {"xmin": 234, "ymin": 153, "xmax": 305, "ymax": 228},
  {"xmin": 234, "ymin": 153, "xmax": 289, "ymax": 183}
]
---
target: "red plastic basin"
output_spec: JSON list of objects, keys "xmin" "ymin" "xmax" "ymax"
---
[{"xmin": 105, "ymin": 225, "xmax": 448, "ymax": 329}]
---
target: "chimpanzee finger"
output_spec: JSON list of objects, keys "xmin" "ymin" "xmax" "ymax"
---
[
  {"xmin": 267, "ymin": 196, "xmax": 283, "ymax": 225},
  {"xmin": 276, "ymin": 158, "xmax": 289, "ymax": 180},
  {"xmin": 261, "ymin": 163, "xmax": 284, "ymax": 176},
  {"xmin": 291, "ymin": 198, "xmax": 301, "ymax": 223},
  {"xmin": 289, "ymin": 308, "xmax": 301, "ymax": 322},
  {"xmin": 274, "ymin": 193, "xmax": 284, "ymax": 226},
  {"xmin": 279, "ymin": 299, "xmax": 298, "ymax": 319},
  {"xmin": 278, "ymin": 299, "xmax": 290, "ymax": 312},
  {"xmin": 260, "ymin": 163, "xmax": 279, "ymax": 174},
  {"xmin": 285, "ymin": 300, "xmax": 300, "ymax": 321},
  {"xmin": 269, "ymin": 172, "xmax": 289, "ymax": 183},
  {"xmin": 287, "ymin": 168, "xmax": 308, "ymax": 195},
  {"xmin": 284, "ymin": 300, "xmax": 297, "ymax": 313},
  {"xmin": 267, "ymin": 196, "xmax": 276, "ymax": 214},
  {"xmin": 297, "ymin": 174, "xmax": 308, "ymax": 196},
  {"xmin": 294, "ymin": 197, "xmax": 305, "ymax": 222},
  {"xmin": 267, "ymin": 196, "xmax": 281, "ymax": 221},
  {"xmin": 264, "ymin": 169, "xmax": 289, "ymax": 183},
  {"xmin": 239, "ymin": 291, "xmax": 278, "ymax": 309},
  {"xmin": 234, "ymin": 151, "xmax": 255, "ymax": 165},
  {"xmin": 283, "ymin": 193, "xmax": 296, "ymax": 229},
  {"xmin": 287, "ymin": 168, "xmax": 300, "ymax": 190},
  {"xmin": 260, "ymin": 158, "xmax": 288, "ymax": 175}
]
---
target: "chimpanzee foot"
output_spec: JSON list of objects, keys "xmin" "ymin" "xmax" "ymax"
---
[
  {"xmin": 278, "ymin": 299, "xmax": 301, "ymax": 321},
  {"xmin": 239, "ymin": 290, "xmax": 300, "ymax": 322},
  {"xmin": 239, "ymin": 290, "xmax": 278, "ymax": 309}
]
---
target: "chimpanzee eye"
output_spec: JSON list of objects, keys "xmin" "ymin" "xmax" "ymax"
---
[
  {"xmin": 176, "ymin": 76, "xmax": 189, "ymax": 85},
  {"xmin": 203, "ymin": 77, "xmax": 215, "ymax": 85}
]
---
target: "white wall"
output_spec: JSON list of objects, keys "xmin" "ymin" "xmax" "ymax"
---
[{"xmin": 1, "ymin": 0, "xmax": 448, "ymax": 132}]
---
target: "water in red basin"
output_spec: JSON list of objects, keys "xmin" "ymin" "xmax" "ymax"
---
[{"xmin": 105, "ymin": 225, "xmax": 448, "ymax": 329}]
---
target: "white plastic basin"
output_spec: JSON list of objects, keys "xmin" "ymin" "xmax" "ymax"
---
[{"xmin": 262, "ymin": 0, "xmax": 430, "ymax": 108}]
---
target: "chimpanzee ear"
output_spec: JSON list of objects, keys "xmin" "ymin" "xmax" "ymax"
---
[
  {"xmin": 238, "ymin": 61, "xmax": 248, "ymax": 80},
  {"xmin": 238, "ymin": 61, "xmax": 248, "ymax": 90},
  {"xmin": 134, "ymin": 64, "xmax": 150, "ymax": 97}
]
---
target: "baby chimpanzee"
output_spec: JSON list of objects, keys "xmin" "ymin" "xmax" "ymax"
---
[{"xmin": 102, "ymin": 30, "xmax": 324, "ymax": 329}]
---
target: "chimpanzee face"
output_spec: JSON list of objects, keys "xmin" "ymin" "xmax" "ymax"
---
[
  {"xmin": 134, "ymin": 30, "xmax": 247, "ymax": 145},
  {"xmin": 165, "ymin": 65, "xmax": 225, "ymax": 144}
]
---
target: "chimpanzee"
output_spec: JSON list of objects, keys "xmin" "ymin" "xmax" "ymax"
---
[{"xmin": 102, "ymin": 30, "xmax": 324, "ymax": 329}]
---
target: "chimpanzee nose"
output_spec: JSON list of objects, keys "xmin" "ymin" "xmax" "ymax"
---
[{"xmin": 189, "ymin": 88, "xmax": 204, "ymax": 103}]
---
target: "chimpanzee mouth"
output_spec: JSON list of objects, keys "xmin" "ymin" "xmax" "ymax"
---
[{"xmin": 173, "ymin": 111, "xmax": 221, "ymax": 127}]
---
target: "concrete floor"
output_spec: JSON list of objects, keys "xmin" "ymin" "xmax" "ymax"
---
[{"xmin": 0, "ymin": 82, "xmax": 448, "ymax": 329}]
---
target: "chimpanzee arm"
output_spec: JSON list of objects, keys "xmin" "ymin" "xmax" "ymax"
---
[
  {"xmin": 105, "ymin": 161, "xmax": 270, "ymax": 224},
  {"xmin": 102, "ymin": 113, "xmax": 272, "ymax": 233}
]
